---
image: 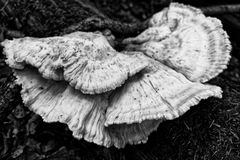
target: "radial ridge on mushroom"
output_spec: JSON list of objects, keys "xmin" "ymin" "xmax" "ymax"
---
[
  {"xmin": 11, "ymin": 57, "xmax": 222, "ymax": 148},
  {"xmin": 14, "ymin": 68, "xmax": 111, "ymax": 146},
  {"xmin": 2, "ymin": 31, "xmax": 148, "ymax": 94},
  {"xmin": 105, "ymin": 56, "xmax": 222, "ymax": 125},
  {"xmin": 13, "ymin": 68, "xmax": 164, "ymax": 148},
  {"xmin": 123, "ymin": 2, "xmax": 231, "ymax": 82},
  {"xmin": 0, "ymin": 2, "xmax": 231, "ymax": 148}
]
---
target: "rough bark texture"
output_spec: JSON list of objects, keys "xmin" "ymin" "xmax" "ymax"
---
[{"xmin": 0, "ymin": 0, "xmax": 240, "ymax": 159}]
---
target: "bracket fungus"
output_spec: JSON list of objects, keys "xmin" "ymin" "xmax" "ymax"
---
[
  {"xmin": 1, "ymin": 3, "xmax": 231, "ymax": 148},
  {"xmin": 123, "ymin": 2, "xmax": 231, "ymax": 83},
  {"xmin": 2, "ymin": 31, "xmax": 148, "ymax": 94}
]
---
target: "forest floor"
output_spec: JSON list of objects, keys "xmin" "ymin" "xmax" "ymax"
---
[{"xmin": 0, "ymin": 0, "xmax": 240, "ymax": 160}]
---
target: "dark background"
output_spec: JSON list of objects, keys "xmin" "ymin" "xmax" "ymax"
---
[{"xmin": 0, "ymin": 0, "xmax": 240, "ymax": 159}]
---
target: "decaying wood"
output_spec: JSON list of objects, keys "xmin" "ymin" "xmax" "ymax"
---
[
  {"xmin": 0, "ymin": 0, "xmax": 149, "ymax": 38},
  {"xmin": 62, "ymin": 17, "xmax": 149, "ymax": 37}
]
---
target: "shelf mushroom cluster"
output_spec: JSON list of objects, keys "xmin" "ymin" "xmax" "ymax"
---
[{"xmin": 1, "ymin": 3, "xmax": 231, "ymax": 148}]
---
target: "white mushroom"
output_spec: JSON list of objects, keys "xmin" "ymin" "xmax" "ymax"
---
[
  {"xmin": 123, "ymin": 2, "xmax": 231, "ymax": 82},
  {"xmin": 14, "ymin": 68, "xmax": 112, "ymax": 147},
  {"xmin": 2, "ymin": 31, "xmax": 148, "ymax": 94},
  {"xmin": 105, "ymin": 56, "xmax": 222, "ymax": 125},
  {"xmin": 149, "ymin": 2, "xmax": 204, "ymax": 29},
  {"xmin": 13, "ymin": 68, "xmax": 163, "ymax": 148},
  {"xmin": 13, "ymin": 56, "xmax": 222, "ymax": 148},
  {"xmin": 107, "ymin": 119, "xmax": 162, "ymax": 148}
]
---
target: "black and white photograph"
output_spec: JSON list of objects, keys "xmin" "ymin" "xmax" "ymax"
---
[{"xmin": 0, "ymin": 0, "xmax": 239, "ymax": 159}]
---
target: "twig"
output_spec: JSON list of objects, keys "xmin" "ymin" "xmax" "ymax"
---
[
  {"xmin": 0, "ymin": 0, "xmax": 9, "ymax": 12},
  {"xmin": 201, "ymin": 4, "xmax": 240, "ymax": 15}
]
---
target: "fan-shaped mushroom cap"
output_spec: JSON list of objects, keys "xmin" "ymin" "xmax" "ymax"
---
[
  {"xmin": 105, "ymin": 56, "xmax": 222, "ymax": 125},
  {"xmin": 123, "ymin": 2, "xmax": 231, "ymax": 82},
  {"xmin": 14, "ymin": 68, "xmax": 112, "ymax": 146},
  {"xmin": 14, "ymin": 68, "xmax": 163, "ymax": 148},
  {"xmin": 1, "ymin": 31, "xmax": 148, "ymax": 94},
  {"xmin": 149, "ymin": 3, "xmax": 204, "ymax": 29}
]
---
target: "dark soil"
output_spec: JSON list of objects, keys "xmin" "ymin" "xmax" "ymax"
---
[{"xmin": 0, "ymin": 0, "xmax": 240, "ymax": 160}]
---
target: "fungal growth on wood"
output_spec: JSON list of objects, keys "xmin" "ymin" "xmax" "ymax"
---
[
  {"xmin": 1, "ymin": 3, "xmax": 231, "ymax": 148},
  {"xmin": 2, "ymin": 31, "xmax": 148, "ymax": 94},
  {"xmin": 123, "ymin": 3, "xmax": 231, "ymax": 83}
]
